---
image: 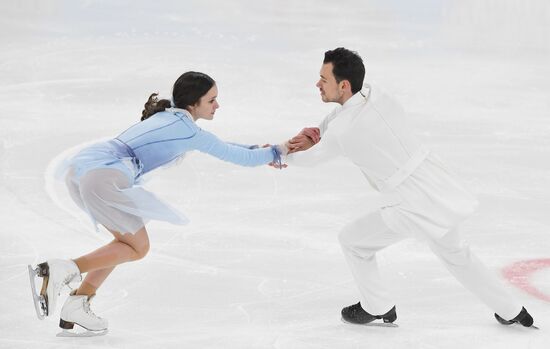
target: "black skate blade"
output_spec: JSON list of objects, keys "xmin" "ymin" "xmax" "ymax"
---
[
  {"xmin": 341, "ymin": 317, "xmax": 398, "ymax": 328},
  {"xmin": 27, "ymin": 265, "xmax": 46, "ymax": 320}
]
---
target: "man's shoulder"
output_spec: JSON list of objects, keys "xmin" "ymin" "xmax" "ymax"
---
[{"xmin": 367, "ymin": 84, "xmax": 401, "ymax": 102}]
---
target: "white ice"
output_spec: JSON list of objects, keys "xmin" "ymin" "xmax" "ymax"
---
[{"xmin": 1, "ymin": 1, "xmax": 549, "ymax": 348}]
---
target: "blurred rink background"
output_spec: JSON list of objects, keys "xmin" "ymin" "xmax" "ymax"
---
[{"xmin": 0, "ymin": 1, "xmax": 549, "ymax": 348}]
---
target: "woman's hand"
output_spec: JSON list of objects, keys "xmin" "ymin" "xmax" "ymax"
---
[{"xmin": 262, "ymin": 144, "xmax": 288, "ymax": 169}]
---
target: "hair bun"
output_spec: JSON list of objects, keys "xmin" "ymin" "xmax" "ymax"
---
[{"xmin": 141, "ymin": 93, "xmax": 172, "ymax": 121}]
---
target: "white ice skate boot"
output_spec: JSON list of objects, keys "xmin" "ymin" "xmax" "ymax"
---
[
  {"xmin": 57, "ymin": 291, "xmax": 108, "ymax": 337},
  {"xmin": 27, "ymin": 259, "xmax": 81, "ymax": 319}
]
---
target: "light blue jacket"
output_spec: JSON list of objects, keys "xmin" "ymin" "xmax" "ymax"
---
[{"xmin": 68, "ymin": 109, "xmax": 280, "ymax": 183}]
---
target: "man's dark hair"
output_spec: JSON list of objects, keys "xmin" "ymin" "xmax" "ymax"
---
[{"xmin": 323, "ymin": 48, "xmax": 365, "ymax": 94}]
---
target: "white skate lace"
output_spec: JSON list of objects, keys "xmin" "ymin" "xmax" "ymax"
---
[{"xmin": 83, "ymin": 301, "xmax": 102, "ymax": 320}]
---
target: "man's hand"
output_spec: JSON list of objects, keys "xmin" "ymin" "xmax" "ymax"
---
[
  {"xmin": 287, "ymin": 127, "xmax": 320, "ymax": 154},
  {"xmin": 300, "ymin": 127, "xmax": 321, "ymax": 143},
  {"xmin": 287, "ymin": 135, "xmax": 314, "ymax": 154}
]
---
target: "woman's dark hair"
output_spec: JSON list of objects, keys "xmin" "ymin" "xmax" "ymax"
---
[
  {"xmin": 141, "ymin": 71, "xmax": 216, "ymax": 121},
  {"xmin": 323, "ymin": 48, "xmax": 365, "ymax": 94}
]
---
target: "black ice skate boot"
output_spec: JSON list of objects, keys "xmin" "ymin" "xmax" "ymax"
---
[
  {"xmin": 341, "ymin": 302, "xmax": 397, "ymax": 327},
  {"xmin": 495, "ymin": 307, "xmax": 537, "ymax": 329}
]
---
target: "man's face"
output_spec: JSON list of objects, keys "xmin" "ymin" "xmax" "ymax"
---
[{"xmin": 316, "ymin": 63, "xmax": 342, "ymax": 103}]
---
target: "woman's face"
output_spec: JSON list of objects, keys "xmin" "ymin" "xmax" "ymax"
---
[{"xmin": 187, "ymin": 85, "xmax": 220, "ymax": 121}]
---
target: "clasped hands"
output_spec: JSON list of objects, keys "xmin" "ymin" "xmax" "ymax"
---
[{"xmin": 264, "ymin": 127, "xmax": 321, "ymax": 169}]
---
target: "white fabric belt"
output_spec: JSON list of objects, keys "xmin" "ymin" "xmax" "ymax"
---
[{"xmin": 382, "ymin": 146, "xmax": 430, "ymax": 192}]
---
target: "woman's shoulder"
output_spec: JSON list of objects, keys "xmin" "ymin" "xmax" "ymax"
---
[
  {"xmin": 157, "ymin": 110, "xmax": 198, "ymax": 128},
  {"xmin": 141, "ymin": 111, "xmax": 198, "ymax": 132}
]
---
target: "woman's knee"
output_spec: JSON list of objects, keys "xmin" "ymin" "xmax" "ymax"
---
[
  {"xmin": 131, "ymin": 229, "xmax": 150, "ymax": 260},
  {"xmin": 114, "ymin": 228, "xmax": 150, "ymax": 260},
  {"xmin": 132, "ymin": 239, "xmax": 150, "ymax": 260}
]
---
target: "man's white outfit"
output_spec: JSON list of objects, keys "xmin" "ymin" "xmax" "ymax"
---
[{"xmin": 286, "ymin": 85, "xmax": 521, "ymax": 319}]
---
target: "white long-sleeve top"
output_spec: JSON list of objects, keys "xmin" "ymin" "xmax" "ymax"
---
[
  {"xmin": 286, "ymin": 85, "xmax": 479, "ymax": 238},
  {"xmin": 286, "ymin": 85, "xmax": 427, "ymax": 193}
]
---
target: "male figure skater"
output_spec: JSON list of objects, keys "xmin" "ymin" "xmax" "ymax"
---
[{"xmin": 285, "ymin": 47, "xmax": 535, "ymax": 328}]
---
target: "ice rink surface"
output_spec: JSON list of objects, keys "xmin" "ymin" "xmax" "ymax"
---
[{"xmin": 1, "ymin": 0, "xmax": 549, "ymax": 348}]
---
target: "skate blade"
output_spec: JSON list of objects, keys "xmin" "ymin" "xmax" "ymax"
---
[
  {"xmin": 503, "ymin": 322, "xmax": 540, "ymax": 330},
  {"xmin": 56, "ymin": 328, "xmax": 108, "ymax": 337},
  {"xmin": 341, "ymin": 317, "xmax": 399, "ymax": 328},
  {"xmin": 518, "ymin": 324, "xmax": 540, "ymax": 330},
  {"xmin": 27, "ymin": 265, "xmax": 46, "ymax": 320}
]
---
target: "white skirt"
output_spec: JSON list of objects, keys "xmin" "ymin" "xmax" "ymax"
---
[
  {"xmin": 66, "ymin": 168, "xmax": 190, "ymax": 234},
  {"xmin": 45, "ymin": 140, "xmax": 189, "ymax": 235}
]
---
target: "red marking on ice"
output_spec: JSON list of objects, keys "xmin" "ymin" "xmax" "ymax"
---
[{"xmin": 502, "ymin": 258, "xmax": 550, "ymax": 302}]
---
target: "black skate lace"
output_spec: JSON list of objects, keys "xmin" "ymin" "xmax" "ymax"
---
[
  {"xmin": 57, "ymin": 273, "xmax": 79, "ymax": 295},
  {"xmin": 64, "ymin": 272, "xmax": 78, "ymax": 285}
]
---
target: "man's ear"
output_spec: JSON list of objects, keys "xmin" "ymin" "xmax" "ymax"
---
[{"xmin": 339, "ymin": 80, "xmax": 351, "ymax": 92}]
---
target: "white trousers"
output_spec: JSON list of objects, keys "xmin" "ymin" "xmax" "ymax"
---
[{"xmin": 338, "ymin": 209, "xmax": 522, "ymax": 320}]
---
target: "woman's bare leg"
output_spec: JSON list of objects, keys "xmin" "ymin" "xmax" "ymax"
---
[
  {"xmin": 72, "ymin": 226, "xmax": 150, "ymax": 296},
  {"xmin": 76, "ymin": 267, "xmax": 115, "ymax": 296}
]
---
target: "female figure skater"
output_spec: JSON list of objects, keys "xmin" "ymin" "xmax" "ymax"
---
[{"xmin": 28, "ymin": 71, "xmax": 287, "ymax": 336}]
